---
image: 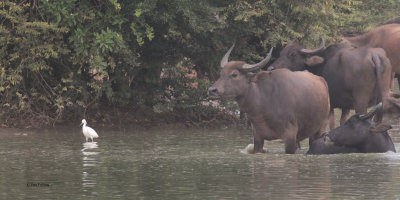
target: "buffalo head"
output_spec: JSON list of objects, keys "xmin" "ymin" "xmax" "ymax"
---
[
  {"xmin": 268, "ymin": 39, "xmax": 326, "ymax": 71},
  {"xmin": 208, "ymin": 45, "xmax": 273, "ymax": 98},
  {"xmin": 324, "ymin": 102, "xmax": 394, "ymax": 152}
]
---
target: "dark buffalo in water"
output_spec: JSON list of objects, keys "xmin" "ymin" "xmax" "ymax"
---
[
  {"xmin": 208, "ymin": 45, "xmax": 330, "ymax": 154},
  {"xmin": 307, "ymin": 137, "xmax": 360, "ymax": 155},
  {"xmin": 323, "ymin": 103, "xmax": 396, "ymax": 153},
  {"xmin": 269, "ymin": 40, "xmax": 400, "ymax": 128}
]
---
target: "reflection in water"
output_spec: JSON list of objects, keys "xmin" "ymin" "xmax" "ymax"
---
[
  {"xmin": 81, "ymin": 142, "xmax": 99, "ymax": 188},
  {"xmin": 384, "ymin": 151, "xmax": 400, "ymax": 164}
]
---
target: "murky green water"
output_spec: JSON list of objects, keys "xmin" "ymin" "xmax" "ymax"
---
[{"xmin": 1, "ymin": 125, "xmax": 400, "ymax": 199}]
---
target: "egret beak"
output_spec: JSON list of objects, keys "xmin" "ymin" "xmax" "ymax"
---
[{"xmin": 80, "ymin": 122, "xmax": 83, "ymax": 127}]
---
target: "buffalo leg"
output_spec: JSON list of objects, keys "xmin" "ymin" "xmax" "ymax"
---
[
  {"xmin": 283, "ymin": 124, "xmax": 298, "ymax": 154},
  {"xmin": 253, "ymin": 135, "xmax": 265, "ymax": 153},
  {"xmin": 382, "ymin": 97, "xmax": 400, "ymax": 120},
  {"xmin": 328, "ymin": 109, "xmax": 336, "ymax": 130},
  {"xmin": 339, "ymin": 109, "xmax": 350, "ymax": 125},
  {"xmin": 284, "ymin": 137, "xmax": 297, "ymax": 154},
  {"xmin": 309, "ymin": 137, "xmax": 314, "ymax": 147},
  {"xmin": 354, "ymin": 100, "xmax": 368, "ymax": 118},
  {"xmin": 390, "ymin": 72, "xmax": 395, "ymax": 90}
]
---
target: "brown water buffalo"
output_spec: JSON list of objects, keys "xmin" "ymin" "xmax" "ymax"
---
[
  {"xmin": 324, "ymin": 103, "xmax": 396, "ymax": 153},
  {"xmin": 268, "ymin": 40, "xmax": 400, "ymax": 129},
  {"xmin": 343, "ymin": 23, "xmax": 400, "ymax": 88},
  {"xmin": 208, "ymin": 45, "xmax": 330, "ymax": 154}
]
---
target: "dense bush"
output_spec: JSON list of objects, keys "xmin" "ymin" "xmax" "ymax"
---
[{"xmin": 0, "ymin": 0, "xmax": 399, "ymax": 127}]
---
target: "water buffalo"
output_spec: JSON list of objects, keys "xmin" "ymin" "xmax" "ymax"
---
[
  {"xmin": 208, "ymin": 45, "xmax": 330, "ymax": 154},
  {"xmin": 323, "ymin": 103, "xmax": 396, "ymax": 153},
  {"xmin": 343, "ymin": 23, "xmax": 400, "ymax": 88},
  {"xmin": 268, "ymin": 40, "xmax": 400, "ymax": 128},
  {"xmin": 307, "ymin": 137, "xmax": 360, "ymax": 155}
]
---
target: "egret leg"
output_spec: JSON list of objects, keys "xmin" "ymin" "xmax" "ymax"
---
[{"xmin": 85, "ymin": 137, "xmax": 88, "ymax": 142}]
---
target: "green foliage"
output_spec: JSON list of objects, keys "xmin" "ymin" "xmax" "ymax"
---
[
  {"xmin": 339, "ymin": 0, "xmax": 400, "ymax": 34},
  {"xmin": 0, "ymin": 0, "xmax": 399, "ymax": 127},
  {"xmin": 0, "ymin": 1, "xmax": 70, "ymax": 127}
]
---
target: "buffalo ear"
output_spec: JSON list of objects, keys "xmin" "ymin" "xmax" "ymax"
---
[
  {"xmin": 246, "ymin": 72, "xmax": 257, "ymax": 80},
  {"xmin": 305, "ymin": 56, "xmax": 324, "ymax": 66},
  {"xmin": 369, "ymin": 123, "xmax": 392, "ymax": 133}
]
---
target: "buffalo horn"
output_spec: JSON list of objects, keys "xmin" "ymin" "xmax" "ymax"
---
[
  {"xmin": 220, "ymin": 44, "xmax": 235, "ymax": 68},
  {"xmin": 240, "ymin": 47, "xmax": 274, "ymax": 72},
  {"xmin": 300, "ymin": 38, "xmax": 325, "ymax": 54},
  {"xmin": 359, "ymin": 102, "xmax": 383, "ymax": 121}
]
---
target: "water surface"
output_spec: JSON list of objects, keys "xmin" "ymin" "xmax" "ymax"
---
[{"xmin": 1, "ymin": 125, "xmax": 400, "ymax": 199}]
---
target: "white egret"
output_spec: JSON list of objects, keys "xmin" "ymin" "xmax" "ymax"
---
[{"xmin": 80, "ymin": 119, "xmax": 99, "ymax": 142}]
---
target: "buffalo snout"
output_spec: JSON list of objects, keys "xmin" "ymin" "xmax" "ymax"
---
[{"xmin": 208, "ymin": 86, "xmax": 218, "ymax": 96}]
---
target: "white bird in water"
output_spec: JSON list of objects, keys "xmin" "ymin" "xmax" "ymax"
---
[{"xmin": 80, "ymin": 119, "xmax": 99, "ymax": 142}]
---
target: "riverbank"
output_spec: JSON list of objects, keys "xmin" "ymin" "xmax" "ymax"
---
[{"xmin": 0, "ymin": 105, "xmax": 245, "ymax": 132}]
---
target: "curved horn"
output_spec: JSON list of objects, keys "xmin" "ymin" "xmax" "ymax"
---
[
  {"xmin": 359, "ymin": 102, "xmax": 383, "ymax": 121},
  {"xmin": 300, "ymin": 38, "xmax": 325, "ymax": 54},
  {"xmin": 240, "ymin": 47, "xmax": 274, "ymax": 72},
  {"xmin": 220, "ymin": 44, "xmax": 235, "ymax": 68}
]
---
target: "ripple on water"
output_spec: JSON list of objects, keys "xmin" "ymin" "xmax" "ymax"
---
[{"xmin": 1, "ymin": 128, "xmax": 400, "ymax": 199}]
